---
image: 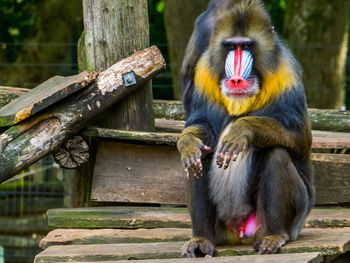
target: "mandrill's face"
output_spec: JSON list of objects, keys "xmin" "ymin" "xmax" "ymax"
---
[{"xmin": 208, "ymin": 3, "xmax": 278, "ymax": 101}]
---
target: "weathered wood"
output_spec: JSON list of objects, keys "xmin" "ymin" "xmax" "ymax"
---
[
  {"xmin": 152, "ymin": 100, "xmax": 350, "ymax": 132},
  {"xmin": 0, "ymin": 86, "xmax": 29, "ymax": 108},
  {"xmin": 312, "ymin": 153, "xmax": 350, "ymax": 205},
  {"xmin": 312, "ymin": 131, "xmax": 350, "ymax": 150},
  {"xmin": 91, "ymin": 142, "xmax": 184, "ymax": 204},
  {"xmin": 0, "ymin": 46, "xmax": 165, "ymax": 183},
  {"xmin": 83, "ymin": 127, "xmax": 180, "ymax": 145},
  {"xmin": 53, "ymin": 135, "xmax": 90, "ymax": 169},
  {"xmin": 84, "ymin": 126, "xmax": 350, "ymax": 150},
  {"xmin": 83, "ymin": 0, "xmax": 154, "ymax": 131},
  {"xmin": 91, "ymin": 140, "xmax": 349, "ymax": 205},
  {"xmin": 35, "ymin": 253, "xmax": 323, "ymax": 263},
  {"xmin": 47, "ymin": 206, "xmax": 191, "ymax": 229},
  {"xmin": 34, "ymin": 228, "xmax": 350, "ymax": 262},
  {"xmin": 0, "ymin": 72, "xmax": 95, "ymax": 127},
  {"xmin": 46, "ymin": 207, "xmax": 350, "ymax": 229},
  {"xmin": 39, "ymin": 228, "xmax": 192, "ymax": 249}
]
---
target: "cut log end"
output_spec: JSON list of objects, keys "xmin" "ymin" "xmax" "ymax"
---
[{"xmin": 53, "ymin": 135, "xmax": 89, "ymax": 169}]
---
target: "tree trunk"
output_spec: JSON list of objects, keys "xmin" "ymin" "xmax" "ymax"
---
[
  {"xmin": 283, "ymin": 0, "xmax": 350, "ymax": 109},
  {"xmin": 82, "ymin": 0, "xmax": 154, "ymax": 131},
  {"xmin": 163, "ymin": 0, "xmax": 209, "ymax": 99}
]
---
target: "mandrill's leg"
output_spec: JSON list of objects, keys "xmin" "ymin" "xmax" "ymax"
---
[
  {"xmin": 255, "ymin": 148, "xmax": 310, "ymax": 254},
  {"xmin": 182, "ymin": 154, "xmax": 216, "ymax": 258}
]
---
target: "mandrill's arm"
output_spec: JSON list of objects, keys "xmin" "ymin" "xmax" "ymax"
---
[{"xmin": 216, "ymin": 116, "xmax": 312, "ymax": 169}]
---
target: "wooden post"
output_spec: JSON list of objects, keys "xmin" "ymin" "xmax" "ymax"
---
[
  {"xmin": 76, "ymin": 0, "xmax": 154, "ymax": 206},
  {"xmin": 82, "ymin": 0, "xmax": 154, "ymax": 130}
]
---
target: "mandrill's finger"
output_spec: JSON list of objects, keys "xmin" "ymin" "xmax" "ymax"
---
[
  {"xmin": 223, "ymin": 152, "xmax": 233, "ymax": 169},
  {"xmin": 216, "ymin": 153, "xmax": 225, "ymax": 168},
  {"xmin": 201, "ymin": 144, "xmax": 212, "ymax": 151}
]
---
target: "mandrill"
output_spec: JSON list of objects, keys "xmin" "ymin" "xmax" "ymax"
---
[{"xmin": 177, "ymin": 0, "xmax": 314, "ymax": 258}]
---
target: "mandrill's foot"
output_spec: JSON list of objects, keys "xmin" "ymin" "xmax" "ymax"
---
[
  {"xmin": 254, "ymin": 235, "xmax": 287, "ymax": 255},
  {"xmin": 181, "ymin": 237, "xmax": 215, "ymax": 258}
]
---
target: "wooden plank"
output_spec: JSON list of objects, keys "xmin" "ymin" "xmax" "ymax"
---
[
  {"xmin": 38, "ymin": 253, "xmax": 323, "ymax": 263},
  {"xmin": 91, "ymin": 142, "xmax": 185, "ymax": 204},
  {"xmin": 34, "ymin": 228, "xmax": 350, "ymax": 262},
  {"xmin": 39, "ymin": 228, "xmax": 192, "ymax": 249},
  {"xmin": 84, "ymin": 126, "xmax": 350, "ymax": 150},
  {"xmin": 0, "ymin": 71, "xmax": 95, "ymax": 127},
  {"xmin": 47, "ymin": 206, "xmax": 191, "ymax": 229},
  {"xmin": 312, "ymin": 131, "xmax": 350, "ymax": 150},
  {"xmin": 91, "ymin": 141, "xmax": 349, "ymax": 205},
  {"xmin": 312, "ymin": 153, "xmax": 350, "ymax": 205},
  {"xmin": 47, "ymin": 207, "xmax": 350, "ymax": 229}
]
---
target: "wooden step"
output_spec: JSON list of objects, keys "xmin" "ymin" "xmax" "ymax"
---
[
  {"xmin": 36, "ymin": 252, "xmax": 323, "ymax": 263},
  {"xmin": 34, "ymin": 228, "xmax": 350, "ymax": 263},
  {"xmin": 47, "ymin": 206, "xmax": 350, "ymax": 229},
  {"xmin": 39, "ymin": 228, "xmax": 192, "ymax": 249}
]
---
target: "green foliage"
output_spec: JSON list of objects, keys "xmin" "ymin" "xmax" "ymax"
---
[
  {"xmin": 0, "ymin": 0, "xmax": 45, "ymax": 61},
  {"xmin": 262, "ymin": 0, "xmax": 286, "ymax": 34}
]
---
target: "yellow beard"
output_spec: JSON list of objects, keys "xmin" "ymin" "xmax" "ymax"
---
[{"xmin": 194, "ymin": 57, "xmax": 297, "ymax": 116}]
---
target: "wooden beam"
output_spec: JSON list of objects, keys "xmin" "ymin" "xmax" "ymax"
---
[
  {"xmin": 33, "ymin": 228, "xmax": 350, "ymax": 262},
  {"xmin": 83, "ymin": 126, "xmax": 350, "ymax": 150},
  {"xmin": 0, "ymin": 46, "xmax": 165, "ymax": 183},
  {"xmin": 46, "ymin": 207, "xmax": 350, "ymax": 229}
]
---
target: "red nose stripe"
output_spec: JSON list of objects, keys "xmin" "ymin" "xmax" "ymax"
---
[{"xmin": 234, "ymin": 46, "xmax": 243, "ymax": 77}]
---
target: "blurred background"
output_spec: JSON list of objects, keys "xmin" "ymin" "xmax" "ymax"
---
[{"xmin": 0, "ymin": 0, "xmax": 349, "ymax": 262}]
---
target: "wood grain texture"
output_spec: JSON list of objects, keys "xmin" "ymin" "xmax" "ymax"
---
[
  {"xmin": 91, "ymin": 141, "xmax": 349, "ymax": 205},
  {"xmin": 34, "ymin": 228, "xmax": 350, "ymax": 262},
  {"xmin": 91, "ymin": 142, "xmax": 185, "ymax": 204},
  {"xmin": 0, "ymin": 72, "xmax": 94, "ymax": 127},
  {"xmin": 46, "ymin": 206, "xmax": 350, "ymax": 229},
  {"xmin": 83, "ymin": 0, "xmax": 154, "ymax": 131},
  {"xmin": 35, "ymin": 253, "xmax": 323, "ymax": 263},
  {"xmin": 84, "ymin": 125, "xmax": 350, "ymax": 150},
  {"xmin": 0, "ymin": 46, "xmax": 165, "ymax": 183},
  {"xmin": 39, "ymin": 228, "xmax": 192, "ymax": 249},
  {"xmin": 312, "ymin": 153, "xmax": 350, "ymax": 205}
]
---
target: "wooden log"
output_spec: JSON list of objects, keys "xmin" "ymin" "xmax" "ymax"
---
[
  {"xmin": 46, "ymin": 207, "xmax": 350, "ymax": 229},
  {"xmin": 53, "ymin": 135, "xmax": 90, "ymax": 169},
  {"xmin": 39, "ymin": 228, "xmax": 192, "ymax": 249},
  {"xmin": 152, "ymin": 100, "xmax": 350, "ymax": 132},
  {"xmin": 0, "ymin": 46, "xmax": 165, "ymax": 183},
  {"xmin": 33, "ymin": 228, "xmax": 350, "ymax": 262}
]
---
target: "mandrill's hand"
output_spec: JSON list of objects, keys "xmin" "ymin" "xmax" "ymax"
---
[
  {"xmin": 177, "ymin": 127, "xmax": 211, "ymax": 179},
  {"xmin": 216, "ymin": 122, "xmax": 253, "ymax": 169}
]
